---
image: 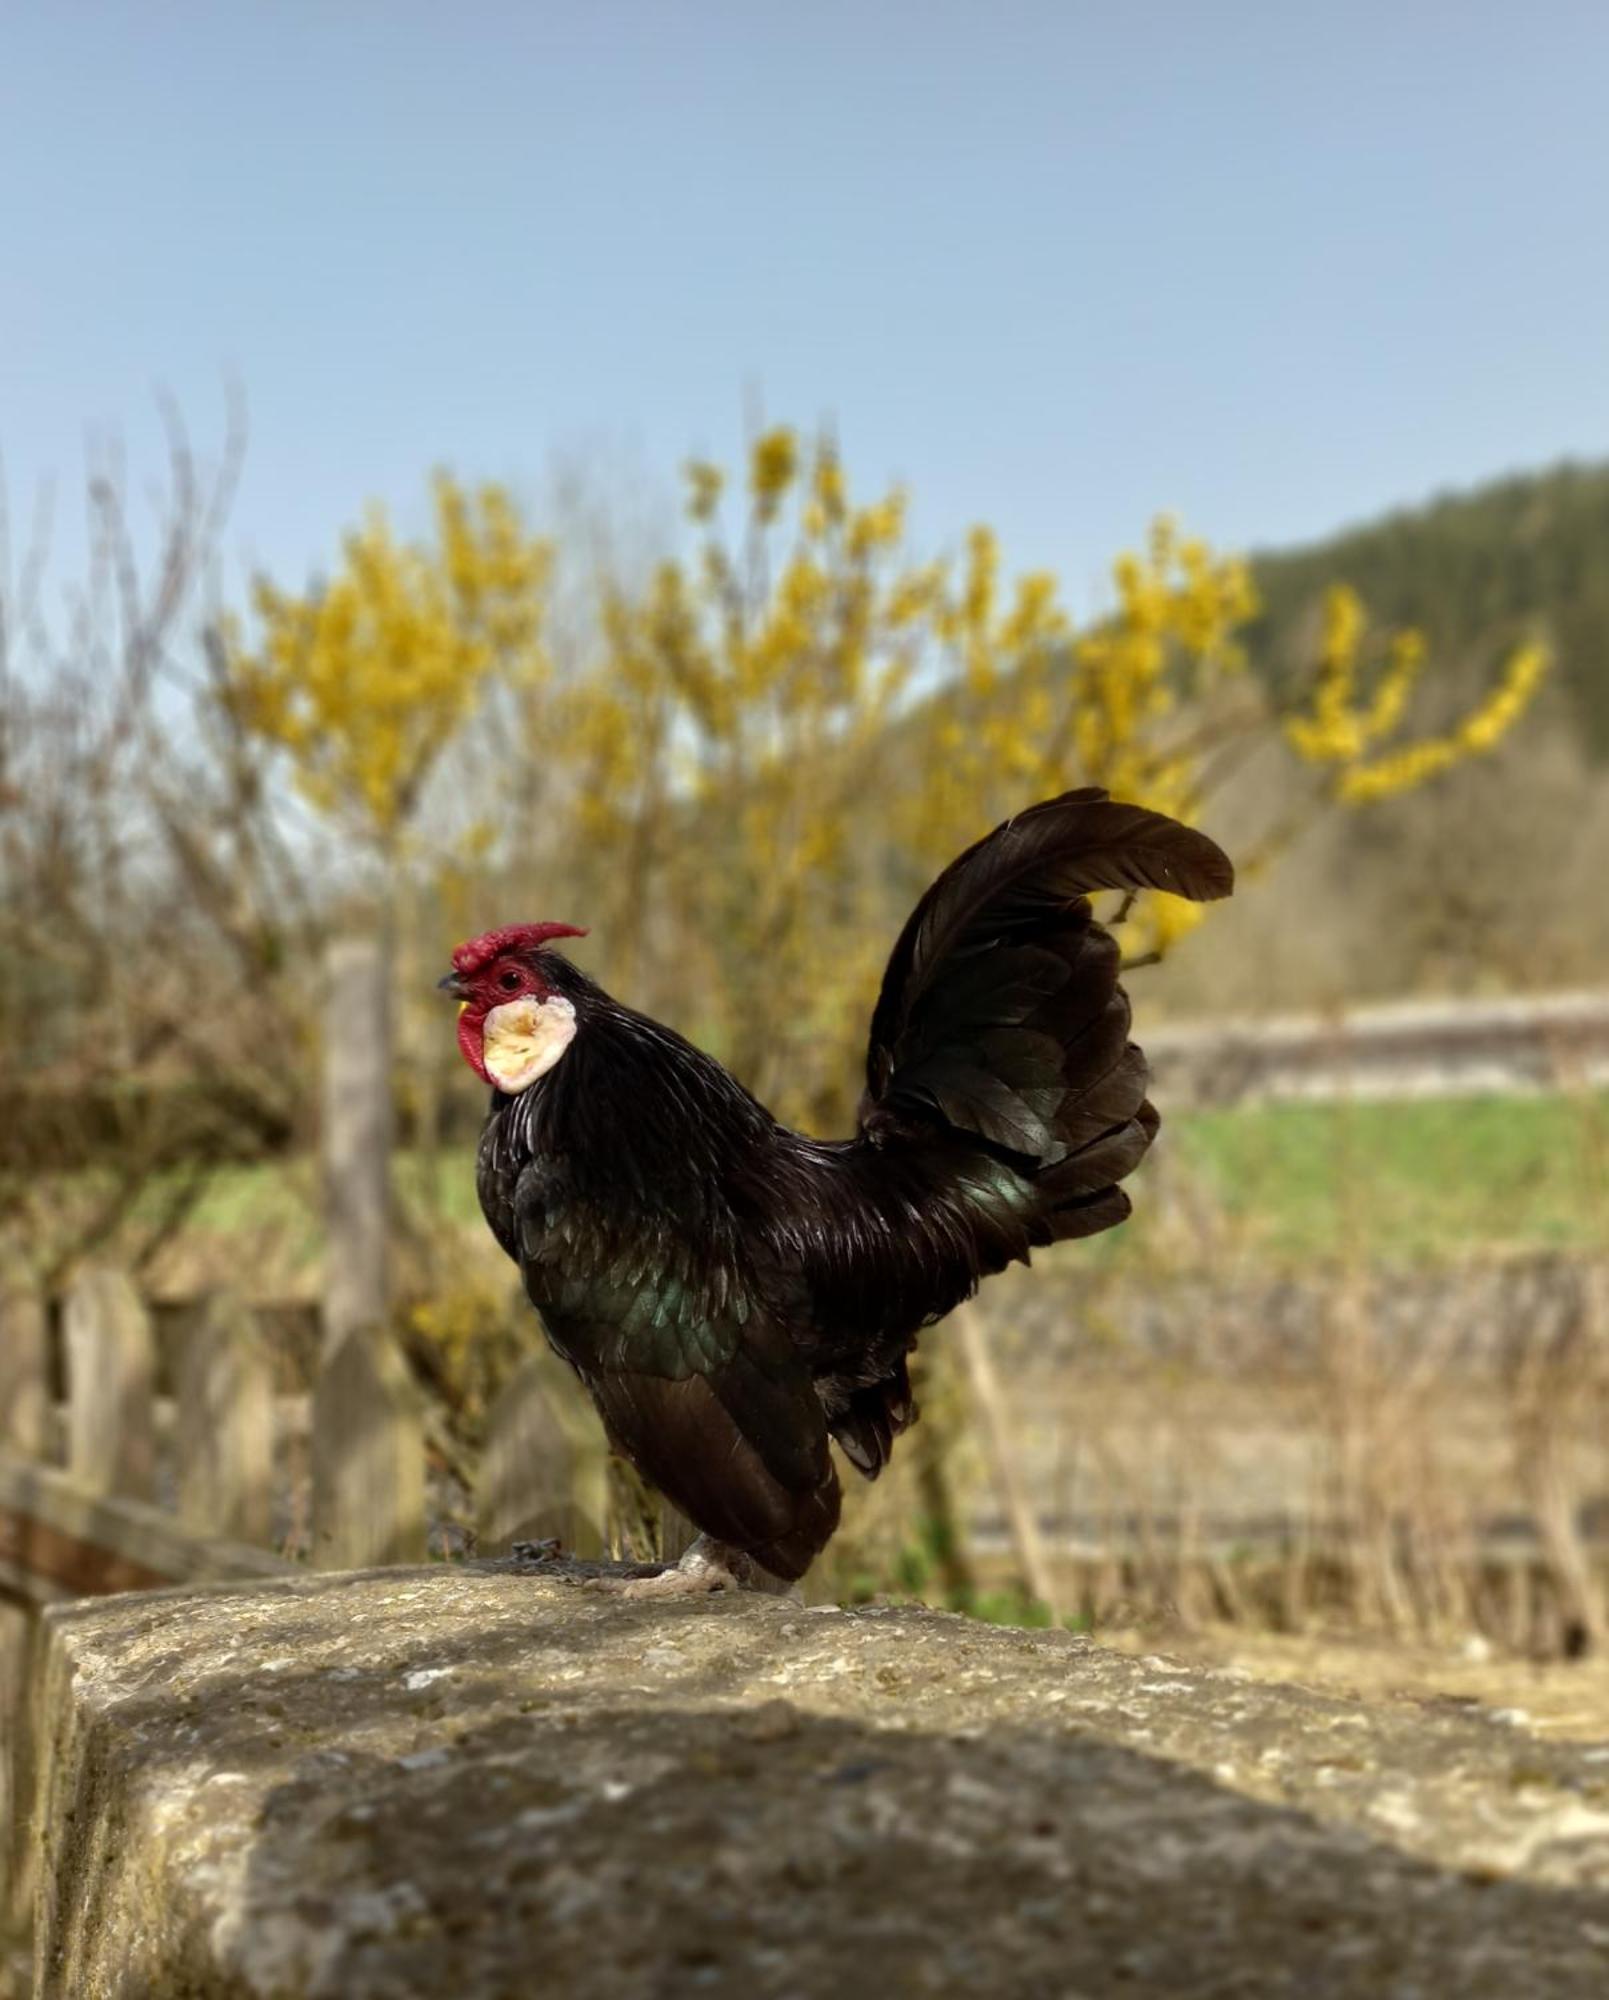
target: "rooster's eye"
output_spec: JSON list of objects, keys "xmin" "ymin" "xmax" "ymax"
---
[{"xmin": 498, "ymin": 970, "xmax": 521, "ymax": 992}]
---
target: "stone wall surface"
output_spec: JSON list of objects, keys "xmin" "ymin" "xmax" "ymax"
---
[{"xmin": 27, "ymin": 1559, "xmax": 1609, "ymax": 1997}]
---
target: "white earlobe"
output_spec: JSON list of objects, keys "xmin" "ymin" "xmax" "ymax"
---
[{"xmin": 481, "ymin": 994, "xmax": 578, "ymax": 1093}]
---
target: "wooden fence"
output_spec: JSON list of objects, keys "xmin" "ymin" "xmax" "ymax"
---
[{"xmin": 0, "ymin": 1264, "xmax": 625, "ymax": 1607}]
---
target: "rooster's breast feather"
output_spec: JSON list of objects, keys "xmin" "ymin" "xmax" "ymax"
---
[{"xmin": 479, "ymin": 1010, "xmax": 846, "ymax": 1579}]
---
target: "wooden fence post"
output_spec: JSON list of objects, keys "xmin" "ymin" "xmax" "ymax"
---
[
  {"xmin": 178, "ymin": 1292, "xmax": 275, "ymax": 1547},
  {"xmin": 65, "ymin": 1267, "xmax": 156, "ymax": 1502},
  {"xmin": 0, "ymin": 1261, "xmax": 48, "ymax": 1460},
  {"xmin": 0, "ymin": 1599, "xmax": 38, "ymax": 1959},
  {"xmin": 0, "ymin": 1255, "xmax": 48, "ymax": 1953},
  {"xmin": 311, "ymin": 1327, "xmax": 425, "ymax": 1569},
  {"xmin": 954, "ymin": 1303, "xmax": 1063, "ymax": 1619},
  {"xmin": 478, "ymin": 1349, "xmax": 608, "ymax": 1558},
  {"xmin": 322, "ymin": 933, "xmax": 392, "ymax": 1361}
]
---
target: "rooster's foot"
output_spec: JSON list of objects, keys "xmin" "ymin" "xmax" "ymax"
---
[{"xmin": 588, "ymin": 1535, "xmax": 801, "ymax": 1601}]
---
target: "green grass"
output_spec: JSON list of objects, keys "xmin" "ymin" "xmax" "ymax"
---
[{"xmin": 1156, "ymin": 1089, "xmax": 1609, "ymax": 1265}]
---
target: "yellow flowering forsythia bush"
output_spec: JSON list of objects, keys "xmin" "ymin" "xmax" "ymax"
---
[
  {"xmin": 220, "ymin": 475, "xmax": 550, "ymax": 844},
  {"xmin": 1283, "ymin": 583, "xmax": 1550, "ymax": 804},
  {"xmin": 221, "ymin": 430, "xmax": 1548, "ymax": 1127}
]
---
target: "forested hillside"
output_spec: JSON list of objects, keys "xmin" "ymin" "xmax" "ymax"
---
[{"xmin": 1249, "ymin": 460, "xmax": 1609, "ymax": 755}]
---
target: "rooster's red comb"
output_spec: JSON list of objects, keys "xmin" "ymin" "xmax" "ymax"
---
[{"xmin": 451, "ymin": 923, "xmax": 588, "ymax": 976}]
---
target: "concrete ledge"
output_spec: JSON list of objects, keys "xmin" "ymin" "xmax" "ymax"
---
[{"xmin": 30, "ymin": 1562, "xmax": 1609, "ymax": 1996}]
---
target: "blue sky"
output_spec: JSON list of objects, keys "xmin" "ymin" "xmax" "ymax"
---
[{"xmin": 6, "ymin": 2, "xmax": 1609, "ymax": 614}]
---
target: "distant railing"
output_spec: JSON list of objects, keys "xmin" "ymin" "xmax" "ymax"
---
[{"xmin": 1145, "ymin": 989, "xmax": 1609, "ymax": 1107}]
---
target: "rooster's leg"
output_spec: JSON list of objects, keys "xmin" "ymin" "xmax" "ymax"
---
[{"xmin": 589, "ymin": 1534, "xmax": 801, "ymax": 1600}]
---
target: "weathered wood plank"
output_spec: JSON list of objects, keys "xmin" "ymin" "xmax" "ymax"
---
[
  {"xmin": 311, "ymin": 1327, "xmax": 425, "ymax": 1569},
  {"xmin": 64, "ymin": 1267, "xmax": 156, "ymax": 1502},
  {"xmin": 954, "ymin": 1303, "xmax": 1062, "ymax": 1618},
  {"xmin": 0, "ymin": 1262, "xmax": 48, "ymax": 1460},
  {"xmin": 0, "ymin": 1597, "xmax": 39, "ymax": 1971},
  {"xmin": 477, "ymin": 1350, "xmax": 607, "ymax": 1559},
  {"xmin": 177, "ymin": 1293, "xmax": 275, "ymax": 1546},
  {"xmin": 0, "ymin": 1452, "xmax": 292, "ymax": 1606},
  {"xmin": 321, "ymin": 934, "xmax": 393, "ymax": 1360}
]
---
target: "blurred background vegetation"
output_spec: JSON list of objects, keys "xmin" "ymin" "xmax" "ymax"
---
[{"xmin": 6, "ymin": 404, "xmax": 1607, "ymax": 1668}]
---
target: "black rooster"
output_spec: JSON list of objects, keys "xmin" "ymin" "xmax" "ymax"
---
[{"xmin": 443, "ymin": 789, "xmax": 1231, "ymax": 1593}]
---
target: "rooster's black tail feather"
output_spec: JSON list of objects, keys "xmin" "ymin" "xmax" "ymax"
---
[
  {"xmin": 826, "ymin": 794, "xmax": 1231, "ymax": 1474},
  {"xmin": 862, "ymin": 788, "xmax": 1230, "ymax": 1228}
]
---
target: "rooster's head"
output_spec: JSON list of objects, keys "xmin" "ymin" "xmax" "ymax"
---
[{"xmin": 439, "ymin": 922, "xmax": 587, "ymax": 1093}]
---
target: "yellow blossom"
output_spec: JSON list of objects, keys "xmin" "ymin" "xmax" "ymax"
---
[
  {"xmin": 684, "ymin": 460, "xmax": 725, "ymax": 523},
  {"xmin": 750, "ymin": 427, "xmax": 800, "ymax": 522},
  {"xmin": 1286, "ymin": 586, "xmax": 1549, "ymax": 806},
  {"xmin": 218, "ymin": 475, "xmax": 550, "ymax": 843}
]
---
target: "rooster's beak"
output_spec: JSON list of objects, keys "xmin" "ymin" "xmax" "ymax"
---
[{"xmin": 437, "ymin": 971, "xmax": 469, "ymax": 1000}]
